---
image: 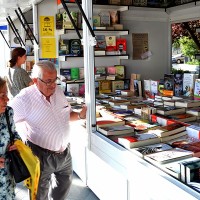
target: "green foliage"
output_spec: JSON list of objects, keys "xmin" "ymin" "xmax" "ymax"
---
[
  {"xmin": 179, "ymin": 36, "xmax": 199, "ymax": 61},
  {"xmin": 171, "ymin": 68, "xmax": 190, "ymax": 74}
]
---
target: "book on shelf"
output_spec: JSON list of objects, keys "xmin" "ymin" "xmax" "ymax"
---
[
  {"xmin": 175, "ymin": 99, "xmax": 200, "ymax": 108},
  {"xmin": 69, "ymin": 39, "xmax": 82, "ymax": 56},
  {"xmin": 95, "ymin": 66, "xmax": 106, "ymax": 75},
  {"xmin": 60, "ymin": 68, "xmax": 71, "ymax": 80},
  {"xmin": 106, "ymin": 66, "xmax": 116, "ymax": 75},
  {"xmin": 99, "ymin": 80, "xmax": 112, "ymax": 94},
  {"xmin": 148, "ymin": 123, "xmax": 186, "ymax": 138},
  {"xmin": 95, "ymin": 50, "xmax": 106, "ymax": 56},
  {"xmin": 143, "ymin": 79, "xmax": 152, "ymax": 99},
  {"xmin": 120, "ymin": 102, "xmax": 146, "ymax": 110},
  {"xmin": 150, "ymin": 80, "xmax": 159, "ymax": 97},
  {"xmin": 194, "ymin": 79, "xmax": 200, "ymax": 100},
  {"xmin": 56, "ymin": 13, "xmax": 63, "ymax": 30},
  {"xmin": 70, "ymin": 68, "xmax": 80, "ymax": 80},
  {"xmin": 120, "ymin": 90, "xmax": 134, "ymax": 96},
  {"xmin": 183, "ymin": 73, "xmax": 198, "ymax": 97},
  {"xmin": 115, "ymin": 65, "xmax": 125, "ymax": 79},
  {"xmin": 163, "ymin": 100, "xmax": 176, "ymax": 107},
  {"xmin": 59, "ymin": 39, "xmax": 70, "ymax": 56},
  {"xmin": 130, "ymin": 73, "xmax": 141, "ymax": 92},
  {"xmin": 98, "ymin": 124, "xmax": 134, "ymax": 136},
  {"xmin": 163, "ymin": 74, "xmax": 174, "ymax": 97},
  {"xmin": 155, "ymin": 106, "xmax": 186, "ymax": 116},
  {"xmin": 94, "ymin": 35, "xmax": 106, "ymax": 51},
  {"xmin": 160, "ymin": 131, "xmax": 188, "ymax": 143},
  {"xmin": 130, "ymin": 143, "xmax": 173, "ymax": 158},
  {"xmin": 108, "ymin": 99, "xmax": 130, "ymax": 106},
  {"xmin": 174, "ymin": 73, "xmax": 183, "ymax": 97},
  {"xmin": 133, "ymin": 80, "xmax": 142, "ymax": 97},
  {"xmin": 150, "ymin": 114, "xmax": 175, "ymax": 126},
  {"xmin": 63, "ymin": 11, "xmax": 78, "ymax": 29},
  {"xmin": 144, "ymin": 148, "xmax": 193, "ymax": 164},
  {"xmin": 66, "ymin": 83, "xmax": 80, "ymax": 96},
  {"xmin": 116, "ymin": 38, "xmax": 127, "ymax": 54},
  {"xmin": 105, "ymin": 35, "xmax": 117, "ymax": 51},
  {"xmin": 167, "ymin": 113, "xmax": 197, "ymax": 123},
  {"xmin": 111, "ymin": 80, "xmax": 124, "ymax": 92},
  {"xmin": 96, "ymin": 118, "xmax": 125, "ymax": 129},
  {"xmin": 118, "ymin": 131, "xmax": 161, "ymax": 149}
]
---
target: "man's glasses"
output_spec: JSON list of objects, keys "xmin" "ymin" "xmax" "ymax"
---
[{"xmin": 38, "ymin": 77, "xmax": 59, "ymax": 86}]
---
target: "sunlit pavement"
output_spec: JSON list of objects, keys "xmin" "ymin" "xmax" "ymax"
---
[{"xmin": 172, "ymin": 63, "xmax": 199, "ymax": 72}]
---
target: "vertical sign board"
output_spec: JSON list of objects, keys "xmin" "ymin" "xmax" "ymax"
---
[
  {"xmin": 132, "ymin": 33, "xmax": 149, "ymax": 60},
  {"xmin": 40, "ymin": 16, "xmax": 56, "ymax": 58}
]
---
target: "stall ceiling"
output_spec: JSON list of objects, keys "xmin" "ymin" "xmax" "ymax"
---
[{"xmin": 0, "ymin": 0, "xmax": 42, "ymax": 25}]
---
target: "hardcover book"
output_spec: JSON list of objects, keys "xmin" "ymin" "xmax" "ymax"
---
[
  {"xmin": 59, "ymin": 39, "xmax": 70, "ymax": 56},
  {"xmin": 148, "ymin": 123, "xmax": 186, "ymax": 138},
  {"xmin": 99, "ymin": 80, "xmax": 112, "ymax": 94},
  {"xmin": 70, "ymin": 68, "xmax": 79, "ymax": 80},
  {"xmin": 94, "ymin": 35, "xmax": 106, "ymax": 51},
  {"xmin": 151, "ymin": 80, "xmax": 159, "ymax": 97},
  {"xmin": 69, "ymin": 39, "xmax": 81, "ymax": 55},
  {"xmin": 96, "ymin": 118, "xmax": 125, "ymax": 129},
  {"xmin": 60, "ymin": 68, "xmax": 71, "ymax": 80},
  {"xmin": 105, "ymin": 35, "xmax": 117, "ymax": 51},
  {"xmin": 167, "ymin": 113, "xmax": 197, "ymax": 123},
  {"xmin": 186, "ymin": 107, "xmax": 200, "ymax": 116},
  {"xmin": 98, "ymin": 124, "xmax": 134, "ymax": 136},
  {"xmin": 155, "ymin": 106, "xmax": 186, "ymax": 116},
  {"xmin": 160, "ymin": 131, "xmax": 188, "ymax": 143},
  {"xmin": 108, "ymin": 99, "xmax": 130, "ymax": 106},
  {"xmin": 175, "ymin": 99, "xmax": 200, "ymax": 108},
  {"xmin": 143, "ymin": 79, "xmax": 152, "ymax": 99},
  {"xmin": 112, "ymin": 80, "xmax": 124, "ymax": 92},
  {"xmin": 130, "ymin": 143, "xmax": 173, "ymax": 158},
  {"xmin": 118, "ymin": 132, "xmax": 160, "ymax": 149},
  {"xmin": 186, "ymin": 125, "xmax": 200, "ymax": 139},
  {"xmin": 66, "ymin": 83, "xmax": 79, "ymax": 96},
  {"xmin": 144, "ymin": 148, "xmax": 193, "ymax": 164}
]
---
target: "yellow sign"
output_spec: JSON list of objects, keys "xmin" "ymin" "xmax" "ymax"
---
[
  {"xmin": 40, "ymin": 16, "xmax": 54, "ymax": 36},
  {"xmin": 41, "ymin": 38, "xmax": 56, "ymax": 58}
]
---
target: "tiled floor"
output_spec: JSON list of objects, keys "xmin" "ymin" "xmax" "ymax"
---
[{"xmin": 15, "ymin": 172, "xmax": 100, "ymax": 200}]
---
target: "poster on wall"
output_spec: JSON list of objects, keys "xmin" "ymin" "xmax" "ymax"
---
[
  {"xmin": 132, "ymin": 33, "xmax": 149, "ymax": 60},
  {"xmin": 40, "ymin": 16, "xmax": 55, "ymax": 37},
  {"xmin": 41, "ymin": 37, "xmax": 56, "ymax": 58}
]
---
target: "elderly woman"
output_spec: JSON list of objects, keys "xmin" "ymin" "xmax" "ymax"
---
[{"xmin": 0, "ymin": 76, "xmax": 21, "ymax": 199}]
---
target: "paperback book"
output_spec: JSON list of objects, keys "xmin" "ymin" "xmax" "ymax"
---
[
  {"xmin": 175, "ymin": 99, "xmax": 200, "ymax": 108},
  {"xmin": 98, "ymin": 124, "xmax": 134, "ymax": 136},
  {"xmin": 144, "ymin": 148, "xmax": 193, "ymax": 164},
  {"xmin": 155, "ymin": 106, "xmax": 186, "ymax": 116},
  {"xmin": 118, "ymin": 131, "xmax": 160, "ymax": 149},
  {"xmin": 167, "ymin": 113, "xmax": 197, "ymax": 123}
]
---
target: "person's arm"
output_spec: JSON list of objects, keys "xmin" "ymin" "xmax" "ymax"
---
[{"xmin": 70, "ymin": 105, "xmax": 87, "ymax": 121}]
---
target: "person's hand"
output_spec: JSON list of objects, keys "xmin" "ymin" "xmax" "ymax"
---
[
  {"xmin": 0, "ymin": 157, "xmax": 5, "ymax": 168},
  {"xmin": 79, "ymin": 105, "xmax": 87, "ymax": 119},
  {"xmin": 8, "ymin": 144, "xmax": 17, "ymax": 151}
]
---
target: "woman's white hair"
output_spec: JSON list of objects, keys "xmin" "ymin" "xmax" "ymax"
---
[{"xmin": 31, "ymin": 60, "xmax": 57, "ymax": 79}]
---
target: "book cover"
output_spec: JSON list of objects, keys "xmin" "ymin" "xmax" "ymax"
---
[
  {"xmin": 108, "ymin": 99, "xmax": 130, "ymax": 106},
  {"xmin": 120, "ymin": 90, "xmax": 134, "ymax": 96},
  {"xmin": 98, "ymin": 124, "xmax": 134, "ymax": 136},
  {"xmin": 144, "ymin": 148, "xmax": 193, "ymax": 164},
  {"xmin": 59, "ymin": 39, "xmax": 70, "ymax": 56},
  {"xmin": 70, "ymin": 68, "xmax": 80, "ymax": 80},
  {"xmin": 183, "ymin": 73, "xmax": 198, "ymax": 97},
  {"xmin": 112, "ymin": 80, "xmax": 124, "ymax": 92},
  {"xmin": 56, "ymin": 13, "xmax": 63, "ymax": 30},
  {"xmin": 143, "ymin": 80, "xmax": 152, "ymax": 99},
  {"xmin": 174, "ymin": 73, "xmax": 183, "ymax": 97},
  {"xmin": 99, "ymin": 80, "xmax": 112, "ymax": 94},
  {"xmin": 118, "ymin": 132, "xmax": 160, "ymax": 149},
  {"xmin": 194, "ymin": 79, "xmax": 200, "ymax": 100},
  {"xmin": 163, "ymin": 74, "xmax": 174, "ymax": 96},
  {"xmin": 148, "ymin": 123, "xmax": 186, "ymax": 138},
  {"xmin": 105, "ymin": 35, "xmax": 117, "ymax": 51},
  {"xmin": 130, "ymin": 143, "xmax": 173, "ymax": 158},
  {"xmin": 130, "ymin": 73, "xmax": 141, "ymax": 92},
  {"xmin": 93, "ymin": 15, "xmax": 101, "ymax": 27},
  {"xmin": 95, "ymin": 66, "xmax": 106, "ymax": 75},
  {"xmin": 155, "ymin": 106, "xmax": 186, "ymax": 116},
  {"xmin": 114, "ymin": 65, "xmax": 125, "ymax": 79},
  {"xmin": 106, "ymin": 66, "xmax": 116, "ymax": 75},
  {"xmin": 69, "ymin": 39, "xmax": 82, "ymax": 55},
  {"xmin": 133, "ymin": 80, "xmax": 142, "ymax": 97},
  {"xmin": 79, "ymin": 67, "xmax": 84, "ymax": 80},
  {"xmin": 163, "ymin": 100, "xmax": 176, "ymax": 107},
  {"xmin": 96, "ymin": 118, "xmax": 125, "ymax": 129},
  {"xmin": 66, "ymin": 83, "xmax": 79, "ymax": 96},
  {"xmin": 63, "ymin": 11, "xmax": 78, "ymax": 29},
  {"xmin": 116, "ymin": 38, "xmax": 127, "ymax": 54},
  {"xmin": 94, "ymin": 35, "xmax": 106, "ymax": 50},
  {"xmin": 151, "ymin": 80, "xmax": 159, "ymax": 97},
  {"xmin": 124, "ymin": 79, "xmax": 130, "ymax": 90},
  {"xmin": 60, "ymin": 68, "xmax": 71, "ymax": 80}
]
